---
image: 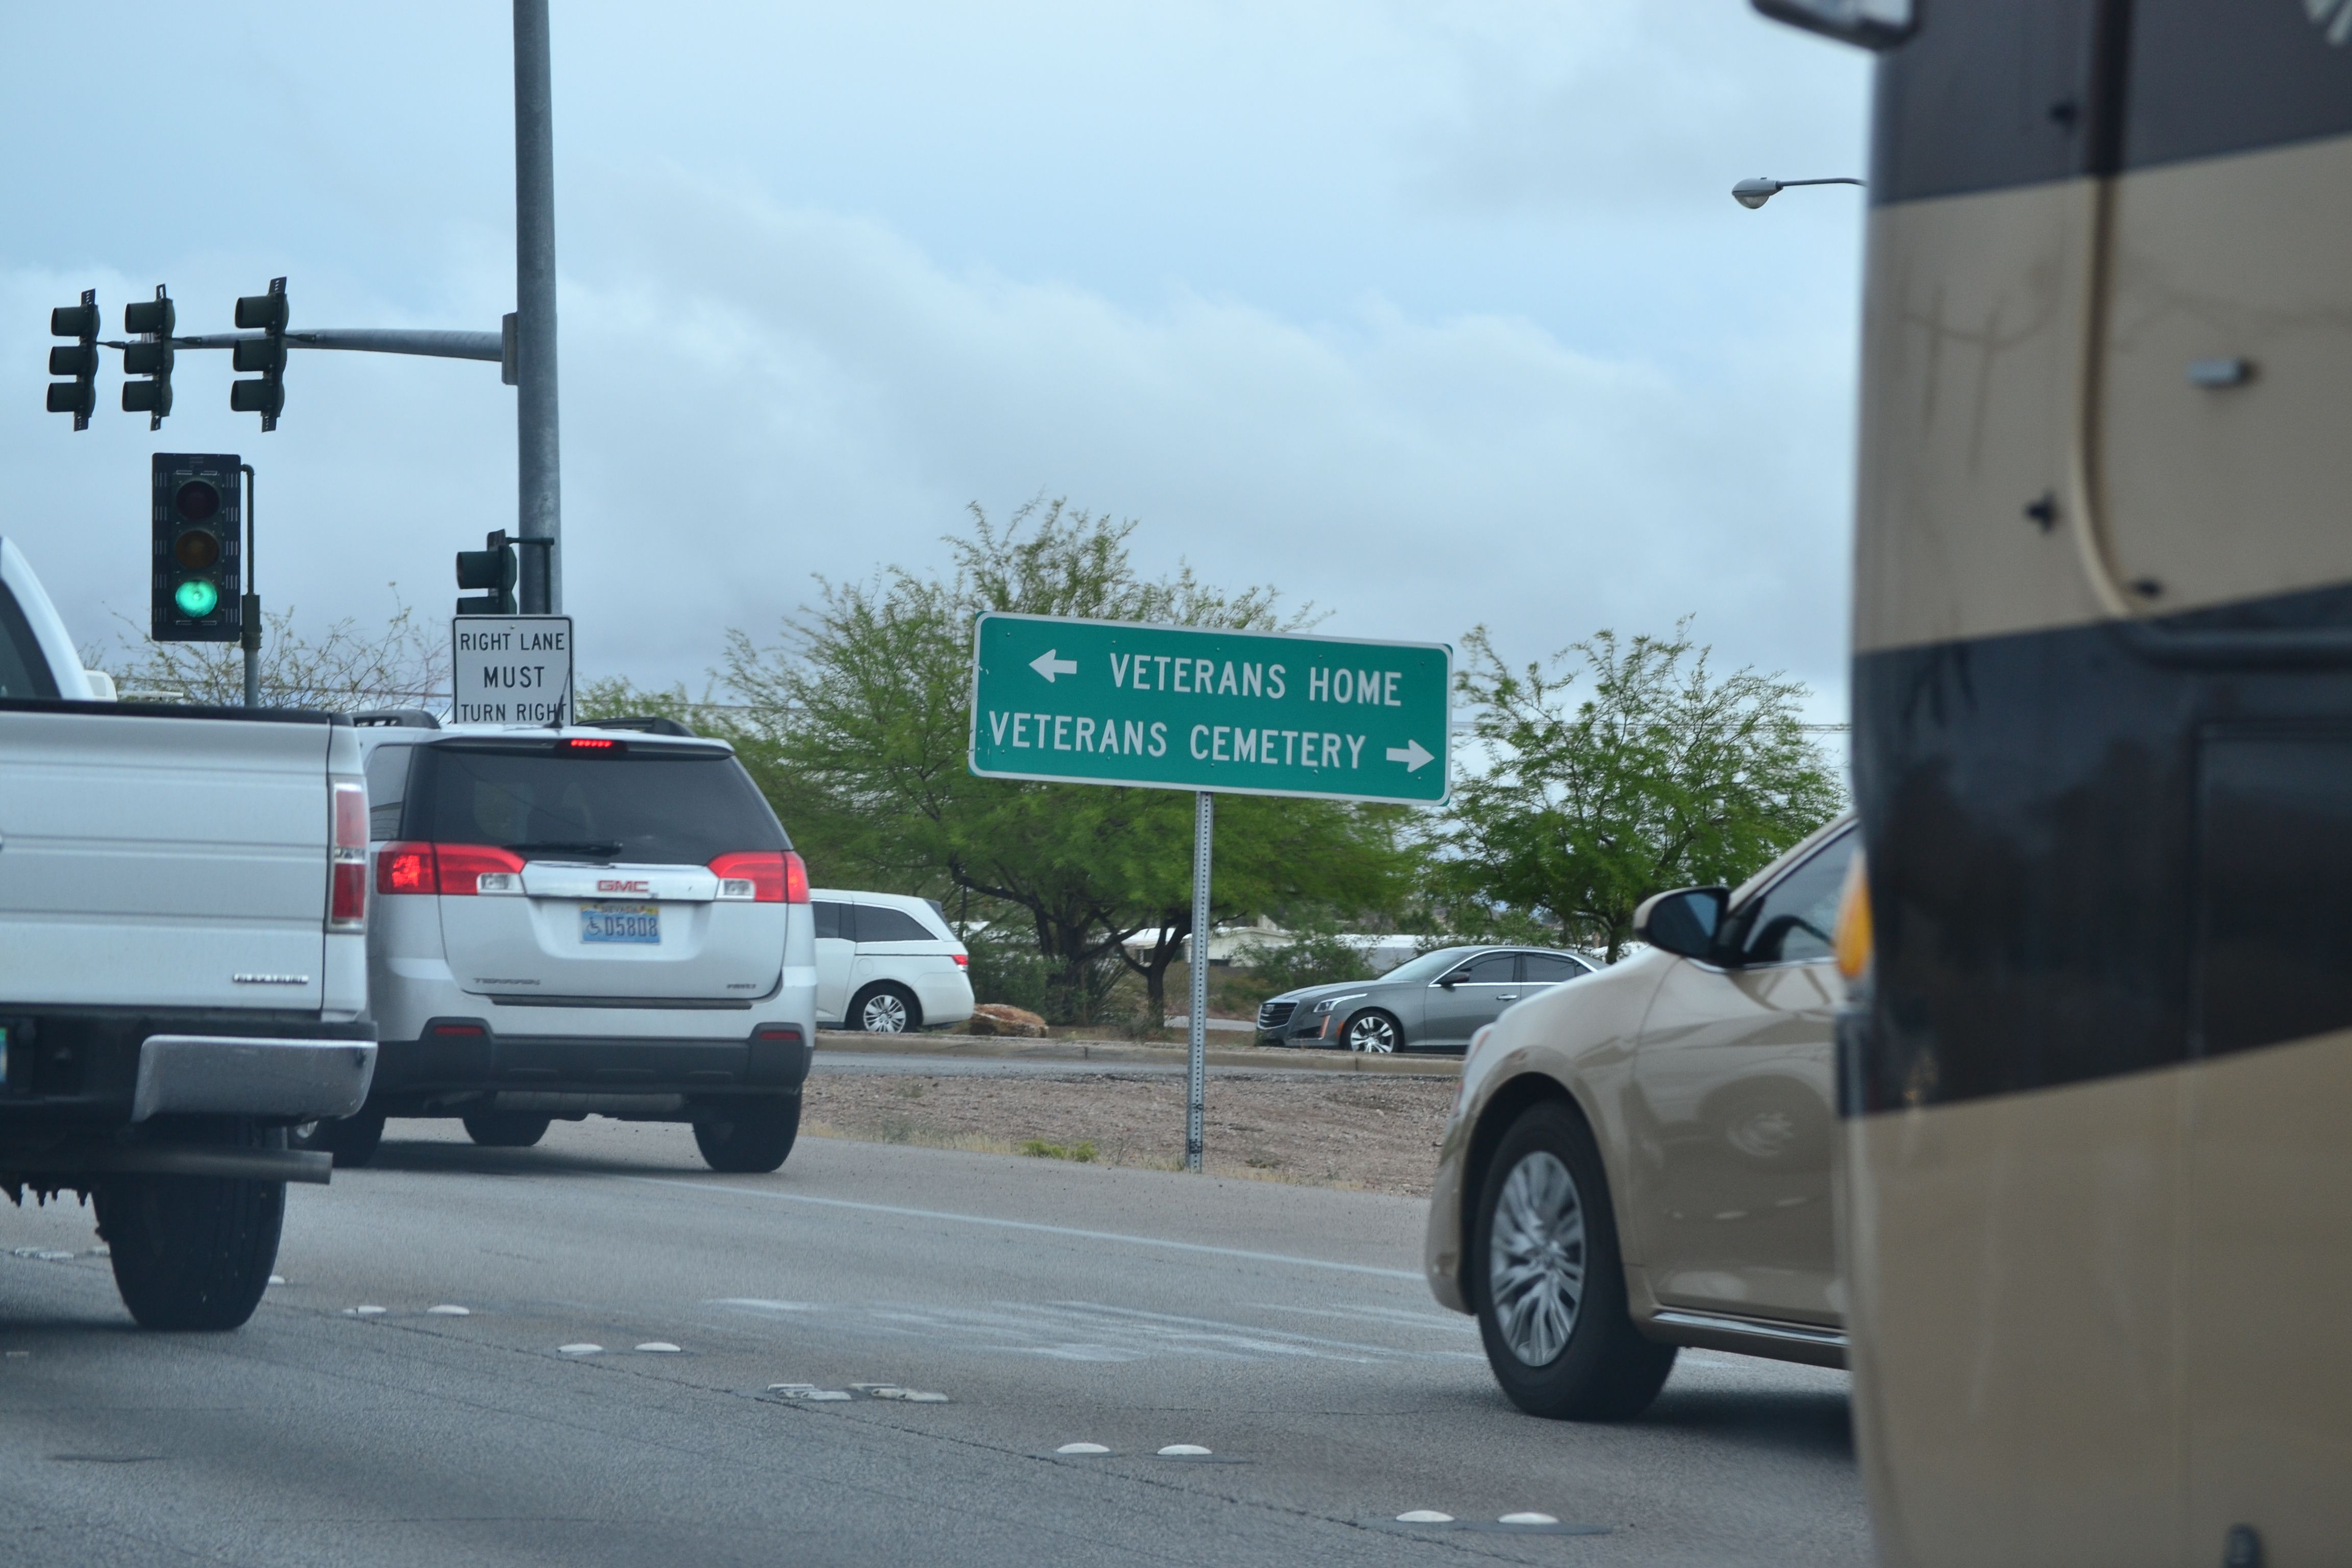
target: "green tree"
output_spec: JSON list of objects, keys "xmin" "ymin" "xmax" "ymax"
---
[
  {"xmin": 101, "ymin": 592, "xmax": 447, "ymax": 713},
  {"xmin": 725, "ymin": 499, "xmax": 1414, "ymax": 1023},
  {"xmin": 1448, "ymin": 621, "xmax": 1843, "ymax": 961}
]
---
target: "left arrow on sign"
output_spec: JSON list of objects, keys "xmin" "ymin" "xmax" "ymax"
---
[
  {"xmin": 1385, "ymin": 739, "xmax": 1435, "ymax": 773},
  {"xmin": 1030, "ymin": 649, "xmax": 1080, "ymax": 682}
]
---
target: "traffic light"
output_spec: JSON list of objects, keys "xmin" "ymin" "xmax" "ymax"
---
[
  {"xmin": 230, "ymin": 276, "xmax": 288, "ymax": 430},
  {"xmin": 46, "ymin": 289, "xmax": 99, "ymax": 430},
  {"xmin": 456, "ymin": 530, "xmax": 519, "ymax": 616},
  {"xmin": 121, "ymin": 286, "xmax": 175, "ymax": 430},
  {"xmin": 151, "ymin": 454, "xmax": 244, "ymax": 643}
]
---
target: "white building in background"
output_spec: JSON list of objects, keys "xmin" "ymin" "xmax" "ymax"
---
[{"xmin": 1129, "ymin": 919, "xmax": 1433, "ymax": 975}]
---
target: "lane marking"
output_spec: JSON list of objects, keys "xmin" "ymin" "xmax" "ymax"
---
[
  {"xmin": 707, "ymin": 1298, "xmax": 814, "ymax": 1312},
  {"xmin": 622, "ymin": 1177, "xmax": 1420, "ymax": 1281},
  {"xmin": 1248, "ymin": 1302, "xmax": 1477, "ymax": 1335}
]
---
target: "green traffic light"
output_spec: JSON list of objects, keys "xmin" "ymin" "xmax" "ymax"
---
[{"xmin": 173, "ymin": 578, "xmax": 219, "ymax": 618}]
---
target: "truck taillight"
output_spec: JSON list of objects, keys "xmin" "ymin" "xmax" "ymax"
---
[
  {"xmin": 376, "ymin": 842, "xmax": 528, "ymax": 896},
  {"xmin": 329, "ymin": 780, "xmax": 367, "ymax": 931},
  {"xmin": 710, "ymin": 850, "xmax": 804, "ymax": 903}
]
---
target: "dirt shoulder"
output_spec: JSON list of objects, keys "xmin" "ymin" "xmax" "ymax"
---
[{"xmin": 801, "ymin": 1070, "xmax": 1455, "ymax": 1198}]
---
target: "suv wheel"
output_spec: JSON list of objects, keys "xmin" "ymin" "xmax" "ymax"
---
[
  {"xmin": 852, "ymin": 983, "xmax": 919, "ymax": 1034},
  {"xmin": 290, "ymin": 1110, "xmax": 385, "ymax": 1169},
  {"xmin": 1471, "ymin": 1099, "xmax": 1677, "ymax": 1420},
  {"xmin": 94, "ymin": 1119, "xmax": 286, "ymax": 1332},
  {"xmin": 462, "ymin": 1113, "xmax": 551, "ymax": 1148},
  {"xmin": 693, "ymin": 1097, "xmax": 801, "ymax": 1173}
]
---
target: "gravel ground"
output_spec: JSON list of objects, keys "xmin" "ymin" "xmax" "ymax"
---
[{"xmin": 801, "ymin": 1069, "xmax": 1457, "ymax": 1196}]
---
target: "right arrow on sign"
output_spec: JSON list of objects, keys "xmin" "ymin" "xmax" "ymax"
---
[{"xmin": 1385, "ymin": 739, "xmax": 1435, "ymax": 773}]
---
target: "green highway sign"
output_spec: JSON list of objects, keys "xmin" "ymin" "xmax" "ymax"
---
[{"xmin": 967, "ymin": 612, "xmax": 1451, "ymax": 804}]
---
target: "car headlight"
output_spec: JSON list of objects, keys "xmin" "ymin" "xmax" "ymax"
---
[{"xmin": 1310, "ymin": 992, "xmax": 1365, "ymax": 1015}]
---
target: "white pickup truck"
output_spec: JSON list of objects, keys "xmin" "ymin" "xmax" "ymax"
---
[{"xmin": 0, "ymin": 537, "xmax": 376, "ymax": 1330}]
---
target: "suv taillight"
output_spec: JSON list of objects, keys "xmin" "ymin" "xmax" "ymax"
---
[
  {"xmin": 377, "ymin": 842, "xmax": 529, "ymax": 896},
  {"xmin": 329, "ymin": 780, "xmax": 368, "ymax": 931},
  {"xmin": 707, "ymin": 850, "xmax": 810, "ymax": 903}
]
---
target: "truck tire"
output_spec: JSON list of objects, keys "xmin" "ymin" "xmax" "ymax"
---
[
  {"xmin": 693, "ymin": 1096, "xmax": 800, "ymax": 1173},
  {"xmin": 94, "ymin": 1121, "xmax": 285, "ymax": 1333},
  {"xmin": 290, "ymin": 1110, "xmax": 385, "ymax": 1168},
  {"xmin": 463, "ymin": 1112, "xmax": 551, "ymax": 1148}
]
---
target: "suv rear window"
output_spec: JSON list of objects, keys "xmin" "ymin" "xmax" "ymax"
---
[{"xmin": 404, "ymin": 741, "xmax": 787, "ymax": 865}]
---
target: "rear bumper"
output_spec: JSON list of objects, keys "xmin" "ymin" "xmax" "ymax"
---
[
  {"xmin": 134, "ymin": 1035, "xmax": 376, "ymax": 1122},
  {"xmin": 911, "ymin": 969, "xmax": 975, "ymax": 1027},
  {"xmin": 367, "ymin": 1018, "xmax": 810, "ymax": 1113},
  {"xmin": 0, "ymin": 1008, "xmax": 377, "ymax": 1133}
]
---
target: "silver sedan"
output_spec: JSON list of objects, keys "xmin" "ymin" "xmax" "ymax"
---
[{"xmin": 1255, "ymin": 945, "xmax": 1598, "ymax": 1053}]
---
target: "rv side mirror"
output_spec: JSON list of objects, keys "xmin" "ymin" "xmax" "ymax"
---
[{"xmin": 1635, "ymin": 887, "xmax": 1730, "ymax": 960}]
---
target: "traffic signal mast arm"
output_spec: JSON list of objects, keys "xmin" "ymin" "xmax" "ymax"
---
[{"xmin": 117, "ymin": 327, "xmax": 504, "ymax": 364}]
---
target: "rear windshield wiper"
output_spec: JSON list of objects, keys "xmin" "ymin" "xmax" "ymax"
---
[{"xmin": 506, "ymin": 840, "xmax": 624, "ymax": 862}]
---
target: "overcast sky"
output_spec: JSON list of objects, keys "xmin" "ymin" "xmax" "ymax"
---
[{"xmin": 2, "ymin": 2, "xmax": 1868, "ymax": 720}]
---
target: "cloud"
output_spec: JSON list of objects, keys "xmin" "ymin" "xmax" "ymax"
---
[{"xmin": 0, "ymin": 0, "xmax": 1865, "ymax": 723}]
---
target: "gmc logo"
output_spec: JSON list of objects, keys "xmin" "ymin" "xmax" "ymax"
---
[{"xmin": 598, "ymin": 878, "xmax": 650, "ymax": 894}]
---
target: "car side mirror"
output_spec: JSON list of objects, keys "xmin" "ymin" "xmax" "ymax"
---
[
  {"xmin": 1635, "ymin": 887, "xmax": 1730, "ymax": 961},
  {"xmin": 1436, "ymin": 970, "xmax": 1466, "ymax": 988}
]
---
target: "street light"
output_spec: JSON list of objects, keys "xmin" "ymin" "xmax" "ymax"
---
[{"xmin": 1732, "ymin": 175, "xmax": 1864, "ymax": 209}]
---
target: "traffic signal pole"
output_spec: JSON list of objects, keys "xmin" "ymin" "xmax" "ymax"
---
[
  {"xmin": 239, "ymin": 465, "xmax": 260, "ymax": 708},
  {"xmin": 513, "ymin": 0, "xmax": 562, "ymax": 616}
]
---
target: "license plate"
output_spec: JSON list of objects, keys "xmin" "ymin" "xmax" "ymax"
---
[{"xmin": 581, "ymin": 902, "xmax": 660, "ymax": 945}]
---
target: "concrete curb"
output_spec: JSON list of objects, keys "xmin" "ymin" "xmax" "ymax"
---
[{"xmin": 813, "ymin": 1031, "xmax": 1461, "ymax": 1077}]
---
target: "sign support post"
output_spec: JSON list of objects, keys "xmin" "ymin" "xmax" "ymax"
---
[{"xmin": 1186, "ymin": 790, "xmax": 1212, "ymax": 1173}]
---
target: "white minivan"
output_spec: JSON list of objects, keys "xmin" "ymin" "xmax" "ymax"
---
[
  {"xmin": 298, "ymin": 716, "xmax": 817, "ymax": 1173},
  {"xmin": 810, "ymin": 889, "xmax": 974, "ymax": 1033}
]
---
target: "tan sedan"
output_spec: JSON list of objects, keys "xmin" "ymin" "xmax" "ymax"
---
[{"xmin": 1424, "ymin": 814, "xmax": 1856, "ymax": 1418}]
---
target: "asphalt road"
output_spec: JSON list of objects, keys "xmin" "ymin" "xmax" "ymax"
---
[{"xmin": 0, "ymin": 1119, "xmax": 1869, "ymax": 1567}]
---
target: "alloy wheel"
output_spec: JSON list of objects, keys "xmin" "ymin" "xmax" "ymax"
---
[
  {"xmin": 1344, "ymin": 1014, "xmax": 1396, "ymax": 1053},
  {"xmin": 1487, "ymin": 1149, "xmax": 1587, "ymax": 1367},
  {"xmin": 860, "ymin": 992, "xmax": 911, "ymax": 1033}
]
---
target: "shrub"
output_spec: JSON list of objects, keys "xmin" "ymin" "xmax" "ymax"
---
[
  {"xmin": 1248, "ymin": 930, "xmax": 1375, "ymax": 994},
  {"xmin": 964, "ymin": 927, "xmax": 1053, "ymax": 1016},
  {"xmin": 1018, "ymin": 1139, "xmax": 1097, "ymax": 1163}
]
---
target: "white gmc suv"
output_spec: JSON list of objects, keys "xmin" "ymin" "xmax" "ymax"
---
[{"xmin": 299, "ymin": 714, "xmax": 817, "ymax": 1173}]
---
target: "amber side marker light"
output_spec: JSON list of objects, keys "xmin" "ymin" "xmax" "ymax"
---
[{"xmin": 1834, "ymin": 848, "xmax": 1872, "ymax": 982}]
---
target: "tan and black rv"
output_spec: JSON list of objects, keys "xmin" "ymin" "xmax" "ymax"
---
[{"xmin": 1755, "ymin": 1, "xmax": 2352, "ymax": 1564}]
